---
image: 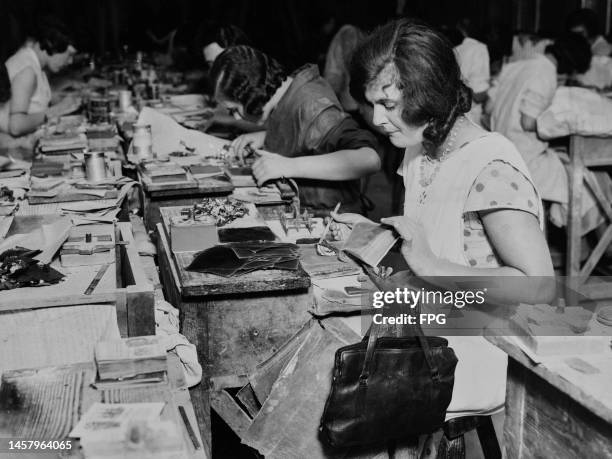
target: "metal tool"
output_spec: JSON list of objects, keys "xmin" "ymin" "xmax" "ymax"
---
[
  {"xmin": 276, "ymin": 179, "xmax": 315, "ymax": 235},
  {"xmin": 316, "ymin": 202, "xmax": 341, "ymax": 256},
  {"xmin": 83, "ymin": 263, "xmax": 111, "ymax": 295},
  {"xmin": 178, "ymin": 405, "xmax": 201, "ymax": 450},
  {"xmin": 278, "ymin": 207, "xmax": 314, "ymax": 235}
]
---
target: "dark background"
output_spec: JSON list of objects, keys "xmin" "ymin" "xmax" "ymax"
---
[{"xmin": 0, "ymin": 0, "xmax": 609, "ymax": 70}]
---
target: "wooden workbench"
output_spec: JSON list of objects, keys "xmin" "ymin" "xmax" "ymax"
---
[
  {"xmin": 486, "ymin": 335, "xmax": 612, "ymax": 458},
  {"xmin": 0, "ymin": 217, "xmax": 155, "ymax": 337},
  {"xmin": 155, "ymin": 222, "xmax": 313, "ymax": 454},
  {"xmin": 0, "ymin": 354, "xmax": 207, "ymax": 459},
  {"xmin": 139, "ymin": 170, "xmax": 234, "ymax": 232}
]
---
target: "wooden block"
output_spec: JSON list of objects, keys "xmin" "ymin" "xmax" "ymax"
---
[{"xmin": 210, "ymin": 389, "xmax": 252, "ymax": 438}]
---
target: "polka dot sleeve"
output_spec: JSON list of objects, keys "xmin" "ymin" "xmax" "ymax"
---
[{"xmin": 464, "ymin": 160, "xmax": 540, "ymax": 218}]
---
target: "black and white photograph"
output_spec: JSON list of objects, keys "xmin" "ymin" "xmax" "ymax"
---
[{"xmin": 0, "ymin": 1, "xmax": 611, "ymax": 458}]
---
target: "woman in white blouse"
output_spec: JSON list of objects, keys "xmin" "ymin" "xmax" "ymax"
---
[{"xmin": 0, "ymin": 16, "xmax": 79, "ymax": 143}]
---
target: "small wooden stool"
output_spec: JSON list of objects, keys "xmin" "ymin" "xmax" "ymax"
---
[{"xmin": 436, "ymin": 415, "xmax": 501, "ymax": 459}]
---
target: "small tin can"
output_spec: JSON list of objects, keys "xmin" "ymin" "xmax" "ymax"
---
[{"xmin": 84, "ymin": 151, "xmax": 107, "ymax": 182}]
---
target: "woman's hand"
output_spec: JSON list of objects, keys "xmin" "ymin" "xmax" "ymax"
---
[
  {"xmin": 380, "ymin": 216, "xmax": 437, "ymax": 274},
  {"xmin": 230, "ymin": 131, "xmax": 266, "ymax": 162},
  {"xmin": 329, "ymin": 212, "xmax": 372, "ymax": 241},
  {"xmin": 252, "ymin": 150, "xmax": 294, "ymax": 186}
]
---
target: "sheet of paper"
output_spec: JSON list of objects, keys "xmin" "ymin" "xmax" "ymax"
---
[
  {"xmin": 69, "ymin": 402, "xmax": 165, "ymax": 438},
  {"xmin": 137, "ymin": 107, "xmax": 228, "ymax": 159}
]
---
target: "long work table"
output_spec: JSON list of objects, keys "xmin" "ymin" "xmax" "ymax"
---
[{"xmin": 486, "ymin": 335, "xmax": 612, "ymax": 458}]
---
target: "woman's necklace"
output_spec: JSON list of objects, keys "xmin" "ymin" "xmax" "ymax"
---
[{"xmin": 417, "ymin": 116, "xmax": 464, "ymax": 205}]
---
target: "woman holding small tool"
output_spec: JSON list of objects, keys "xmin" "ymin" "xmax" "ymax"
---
[
  {"xmin": 331, "ymin": 18, "xmax": 555, "ymax": 438},
  {"xmin": 210, "ymin": 45, "xmax": 382, "ymax": 213}
]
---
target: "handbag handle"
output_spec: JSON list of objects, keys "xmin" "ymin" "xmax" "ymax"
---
[{"xmin": 358, "ymin": 267, "xmax": 441, "ymax": 384}]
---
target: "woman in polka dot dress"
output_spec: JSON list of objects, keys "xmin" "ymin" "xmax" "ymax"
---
[{"xmin": 332, "ymin": 19, "xmax": 555, "ymax": 425}]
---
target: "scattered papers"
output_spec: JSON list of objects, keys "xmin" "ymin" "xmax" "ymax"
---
[
  {"xmin": 80, "ymin": 419, "xmax": 184, "ymax": 459},
  {"xmin": 69, "ymin": 402, "xmax": 165, "ymax": 438},
  {"xmin": 137, "ymin": 107, "xmax": 228, "ymax": 159},
  {"xmin": 167, "ymin": 94, "xmax": 207, "ymax": 109},
  {"xmin": 0, "ymin": 217, "xmax": 72, "ymax": 264}
]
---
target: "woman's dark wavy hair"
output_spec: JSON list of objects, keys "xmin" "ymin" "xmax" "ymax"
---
[
  {"xmin": 545, "ymin": 33, "xmax": 592, "ymax": 75},
  {"xmin": 196, "ymin": 23, "xmax": 251, "ymax": 51},
  {"xmin": 0, "ymin": 64, "xmax": 11, "ymax": 103},
  {"xmin": 29, "ymin": 15, "xmax": 73, "ymax": 55},
  {"xmin": 210, "ymin": 46, "xmax": 287, "ymax": 118},
  {"xmin": 350, "ymin": 19, "xmax": 471, "ymax": 153}
]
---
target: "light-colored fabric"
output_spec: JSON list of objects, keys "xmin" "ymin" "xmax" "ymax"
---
[
  {"xmin": 455, "ymin": 37, "xmax": 490, "ymax": 94},
  {"xmin": 463, "ymin": 160, "xmax": 540, "ymax": 268},
  {"xmin": 592, "ymin": 35, "xmax": 612, "ymax": 57},
  {"xmin": 537, "ymin": 86, "xmax": 612, "ymax": 138},
  {"xmin": 155, "ymin": 299, "xmax": 202, "ymax": 387},
  {"xmin": 323, "ymin": 25, "xmax": 365, "ymax": 112},
  {"xmin": 534, "ymin": 86, "xmax": 612, "ymax": 234},
  {"xmin": 490, "ymin": 55, "xmax": 556, "ymax": 164},
  {"xmin": 509, "ymin": 35, "xmax": 553, "ymax": 63},
  {"xmin": 488, "ymin": 55, "xmax": 573, "ymax": 208},
  {"xmin": 455, "ymin": 37, "xmax": 490, "ymax": 125},
  {"xmin": 399, "ymin": 132, "xmax": 543, "ymax": 417},
  {"xmin": 576, "ymin": 56, "xmax": 612, "ymax": 89}
]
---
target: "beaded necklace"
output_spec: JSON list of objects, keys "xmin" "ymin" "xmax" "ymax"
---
[{"xmin": 417, "ymin": 116, "xmax": 465, "ymax": 204}]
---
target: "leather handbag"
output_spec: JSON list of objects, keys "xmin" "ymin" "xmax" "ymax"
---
[{"xmin": 319, "ymin": 271, "xmax": 458, "ymax": 448}]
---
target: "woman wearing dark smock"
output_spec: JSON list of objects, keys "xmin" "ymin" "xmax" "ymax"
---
[{"xmin": 210, "ymin": 46, "xmax": 381, "ymax": 213}]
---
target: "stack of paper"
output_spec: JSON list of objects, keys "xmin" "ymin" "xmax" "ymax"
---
[
  {"xmin": 141, "ymin": 161, "xmax": 188, "ymax": 183},
  {"xmin": 39, "ymin": 133, "xmax": 87, "ymax": 155},
  {"xmin": 95, "ymin": 336, "xmax": 167, "ymax": 385}
]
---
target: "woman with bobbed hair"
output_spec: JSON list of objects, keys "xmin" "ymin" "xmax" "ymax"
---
[
  {"xmin": 0, "ymin": 15, "xmax": 79, "ymax": 143},
  {"xmin": 333, "ymin": 18, "xmax": 555, "ymax": 427},
  {"xmin": 196, "ymin": 23, "xmax": 251, "ymax": 68},
  {"xmin": 210, "ymin": 45, "xmax": 381, "ymax": 213}
]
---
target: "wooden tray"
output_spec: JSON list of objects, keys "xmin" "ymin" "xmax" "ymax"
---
[
  {"xmin": 0, "ymin": 220, "xmax": 154, "ymax": 337},
  {"xmin": 156, "ymin": 222, "xmax": 310, "ymax": 297}
]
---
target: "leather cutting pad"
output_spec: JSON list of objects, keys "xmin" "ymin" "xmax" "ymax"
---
[{"xmin": 187, "ymin": 242, "xmax": 299, "ymax": 277}]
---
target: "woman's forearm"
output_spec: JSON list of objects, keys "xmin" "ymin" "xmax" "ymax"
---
[
  {"xmin": 9, "ymin": 112, "xmax": 44, "ymax": 136},
  {"xmin": 290, "ymin": 147, "xmax": 380, "ymax": 181},
  {"xmin": 415, "ymin": 258, "xmax": 557, "ymax": 305}
]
